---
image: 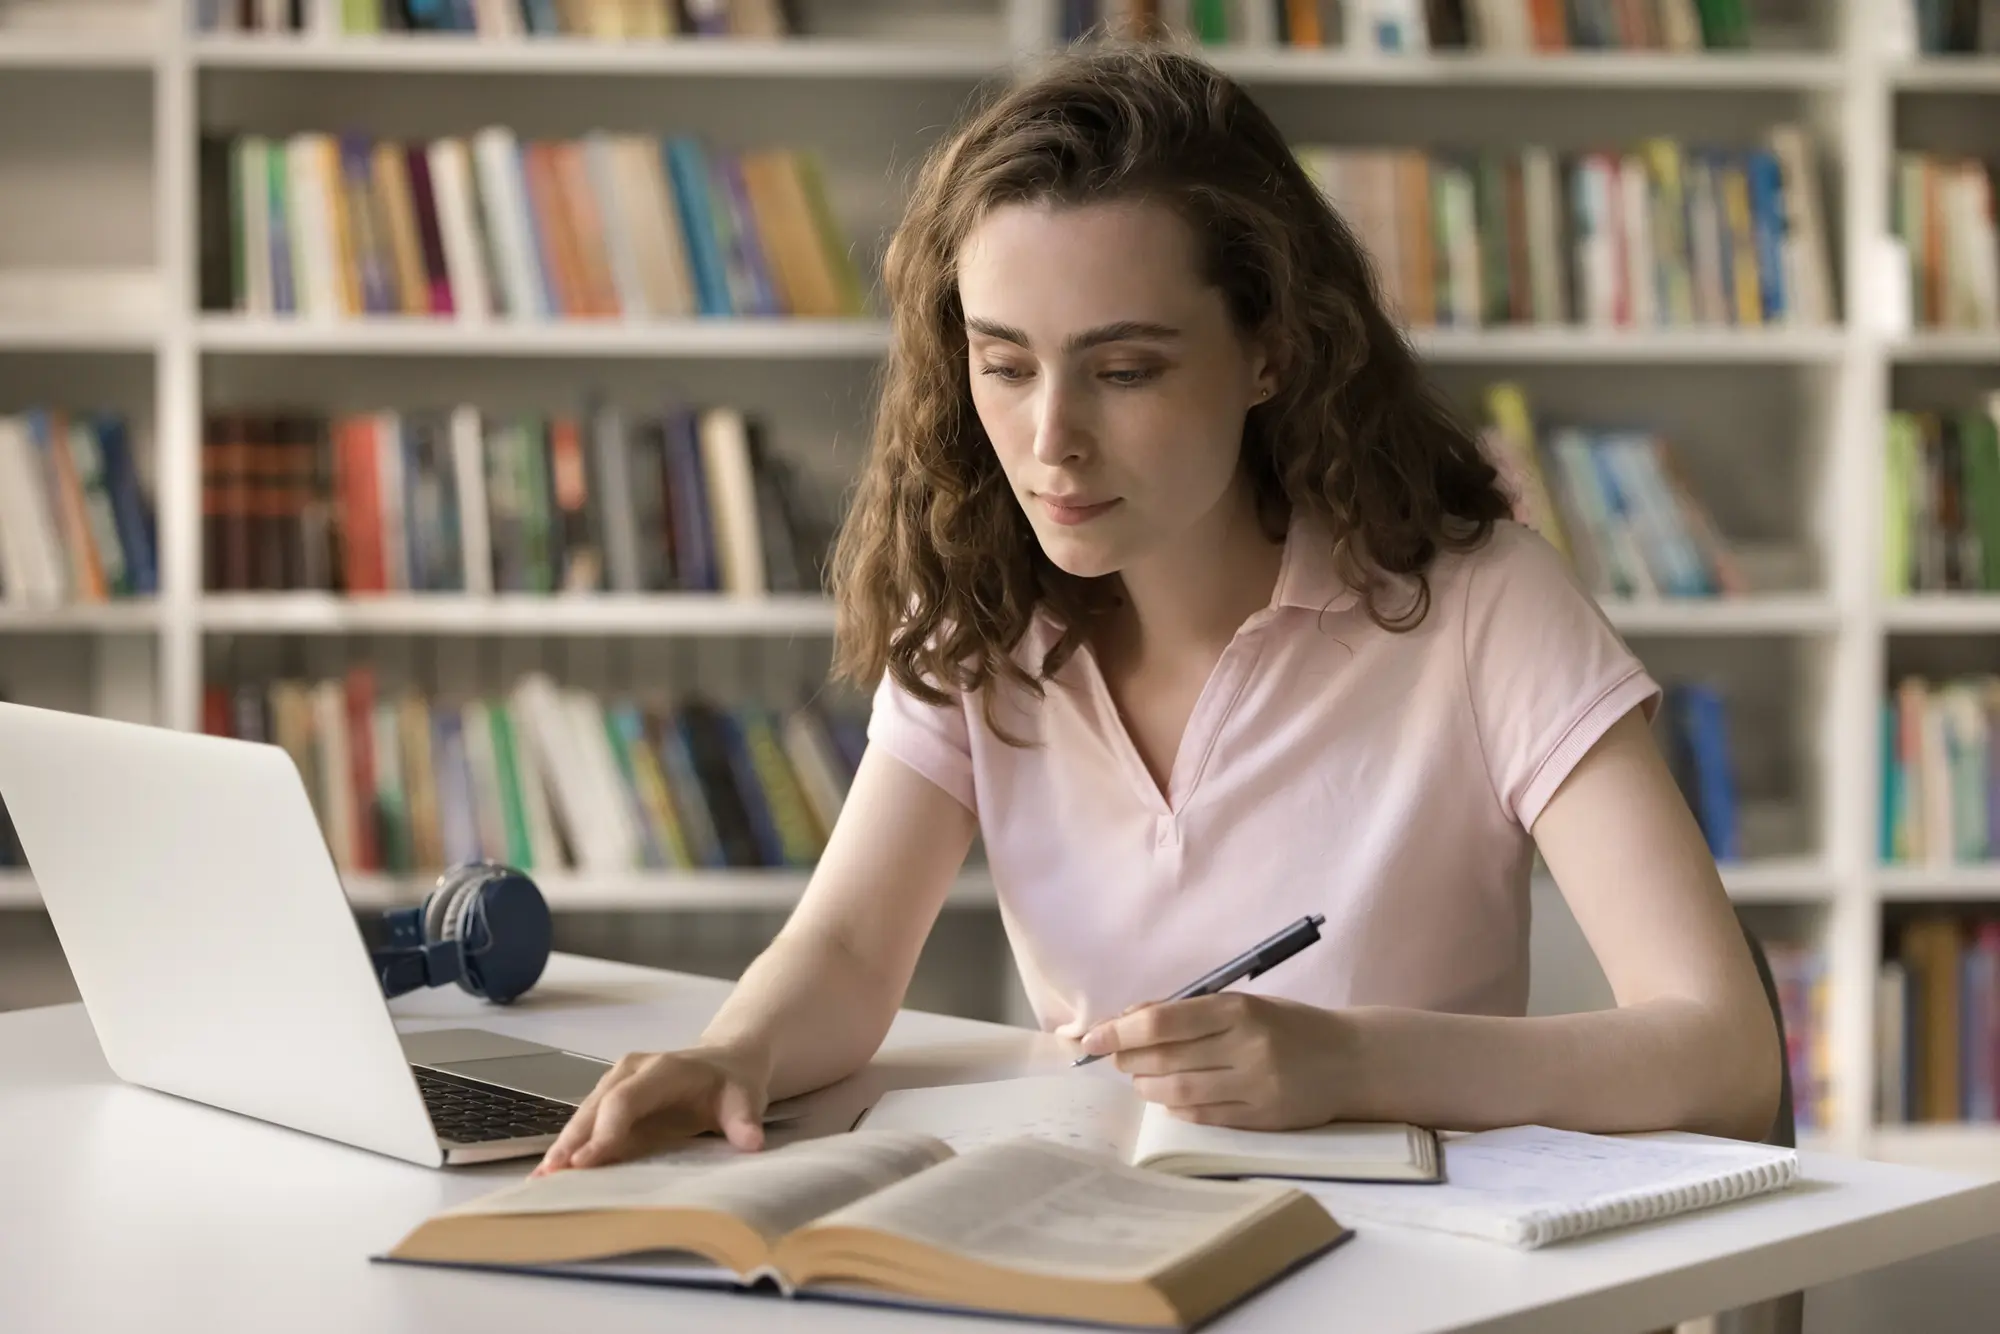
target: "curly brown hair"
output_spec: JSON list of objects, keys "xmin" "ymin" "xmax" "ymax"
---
[{"xmin": 831, "ymin": 43, "xmax": 1511, "ymax": 725}]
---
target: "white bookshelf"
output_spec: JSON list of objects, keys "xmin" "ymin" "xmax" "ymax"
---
[
  {"xmin": 7, "ymin": 0, "xmax": 2000, "ymax": 1165},
  {"xmin": 194, "ymin": 314, "xmax": 895, "ymax": 358},
  {"xmin": 0, "ymin": 867, "xmax": 996, "ymax": 914},
  {"xmin": 197, "ymin": 592, "xmax": 840, "ymax": 636}
]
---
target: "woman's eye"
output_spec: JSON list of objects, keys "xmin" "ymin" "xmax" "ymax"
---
[
  {"xmin": 979, "ymin": 364, "xmax": 1031, "ymax": 383},
  {"xmin": 1102, "ymin": 367, "xmax": 1161, "ymax": 387}
]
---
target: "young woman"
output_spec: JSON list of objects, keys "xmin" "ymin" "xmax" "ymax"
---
[{"xmin": 534, "ymin": 45, "xmax": 1779, "ymax": 1175}]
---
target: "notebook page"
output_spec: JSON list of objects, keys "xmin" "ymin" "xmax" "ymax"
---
[
  {"xmin": 1295, "ymin": 1126, "xmax": 1798, "ymax": 1248},
  {"xmin": 857, "ymin": 1074, "xmax": 1147, "ymax": 1161},
  {"xmin": 441, "ymin": 1129, "xmax": 954, "ymax": 1242},
  {"xmin": 1131, "ymin": 1102, "xmax": 1425, "ymax": 1176},
  {"xmin": 809, "ymin": 1139, "xmax": 1294, "ymax": 1280}
]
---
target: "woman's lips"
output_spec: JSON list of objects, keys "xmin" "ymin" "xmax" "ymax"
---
[{"xmin": 1039, "ymin": 496, "xmax": 1120, "ymax": 526}]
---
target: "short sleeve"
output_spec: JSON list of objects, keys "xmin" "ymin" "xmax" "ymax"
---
[
  {"xmin": 1462, "ymin": 523, "xmax": 1662, "ymax": 830},
  {"xmin": 867, "ymin": 670, "xmax": 977, "ymax": 813}
]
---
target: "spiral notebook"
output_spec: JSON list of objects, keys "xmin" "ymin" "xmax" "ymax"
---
[{"xmin": 1294, "ymin": 1125, "xmax": 1799, "ymax": 1249}]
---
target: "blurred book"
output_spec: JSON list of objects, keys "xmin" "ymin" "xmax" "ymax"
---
[
  {"xmin": 199, "ymin": 401, "xmax": 830, "ymax": 597},
  {"xmin": 201, "ymin": 668, "xmax": 869, "ymax": 875},
  {"xmin": 1061, "ymin": 1, "xmax": 1754, "ymax": 51},
  {"xmin": 195, "ymin": 0, "xmax": 793, "ymax": 38},
  {"xmin": 1297, "ymin": 129, "xmax": 1831, "ymax": 331},
  {"xmin": 0, "ymin": 411, "xmax": 157, "ymax": 608},
  {"xmin": 200, "ymin": 129, "xmax": 862, "ymax": 322},
  {"xmin": 1479, "ymin": 381, "xmax": 1748, "ymax": 600}
]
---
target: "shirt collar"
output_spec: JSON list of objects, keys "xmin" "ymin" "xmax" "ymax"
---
[{"xmin": 1271, "ymin": 510, "xmax": 1359, "ymax": 615}]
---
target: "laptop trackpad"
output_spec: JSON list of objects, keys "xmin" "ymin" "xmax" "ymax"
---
[{"xmin": 430, "ymin": 1051, "xmax": 613, "ymax": 1105}]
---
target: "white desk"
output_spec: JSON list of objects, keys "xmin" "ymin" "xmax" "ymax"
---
[{"xmin": 3, "ymin": 952, "xmax": 1997, "ymax": 1334}]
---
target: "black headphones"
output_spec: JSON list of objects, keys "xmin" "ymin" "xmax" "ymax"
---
[{"xmin": 371, "ymin": 862, "xmax": 551, "ymax": 1006}]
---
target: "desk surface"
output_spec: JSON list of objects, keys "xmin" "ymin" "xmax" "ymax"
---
[{"xmin": 3, "ymin": 952, "xmax": 1997, "ymax": 1334}]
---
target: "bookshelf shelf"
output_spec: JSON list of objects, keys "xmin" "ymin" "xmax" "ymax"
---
[
  {"xmin": 1410, "ymin": 327, "xmax": 1847, "ymax": 365},
  {"xmin": 0, "ymin": 869, "xmax": 999, "ymax": 914},
  {"xmin": 192, "ymin": 593, "xmax": 1840, "ymax": 640},
  {"xmin": 1718, "ymin": 858, "xmax": 1836, "ymax": 903},
  {"xmin": 189, "ymin": 34, "xmax": 1007, "ymax": 78},
  {"xmin": 0, "ymin": 36, "xmax": 155, "ymax": 69},
  {"xmin": 0, "ymin": 602, "xmax": 161, "ymax": 634},
  {"xmin": 1887, "ymin": 59, "xmax": 2000, "ymax": 91},
  {"xmin": 1867, "ymin": 1125, "xmax": 2000, "ymax": 1174},
  {"xmin": 1876, "ymin": 866, "xmax": 2000, "ymax": 900},
  {"xmin": 1206, "ymin": 49, "xmax": 1845, "ymax": 90},
  {"xmin": 190, "ymin": 321, "xmax": 1850, "ymax": 365},
  {"xmin": 0, "ymin": 321, "xmax": 157, "ymax": 353},
  {"xmin": 198, "ymin": 593, "xmax": 839, "ymax": 637},
  {"xmin": 1604, "ymin": 596, "xmax": 1838, "ymax": 637},
  {"xmin": 340, "ymin": 868, "xmax": 998, "ymax": 912},
  {"xmin": 0, "ymin": 269, "xmax": 163, "ymax": 349},
  {"xmin": 0, "ymin": 861, "xmax": 1828, "ymax": 914},
  {"xmin": 193, "ymin": 315, "xmax": 892, "ymax": 359},
  {"xmin": 1881, "ymin": 597, "xmax": 2000, "ymax": 633},
  {"xmin": 1887, "ymin": 332, "xmax": 2000, "ymax": 362}
]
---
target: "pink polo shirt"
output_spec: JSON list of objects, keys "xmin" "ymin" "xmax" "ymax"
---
[{"xmin": 868, "ymin": 518, "xmax": 1661, "ymax": 1037}]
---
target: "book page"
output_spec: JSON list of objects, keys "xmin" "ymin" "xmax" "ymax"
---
[
  {"xmin": 856, "ymin": 1073, "xmax": 1146, "ymax": 1160},
  {"xmin": 442, "ymin": 1129, "xmax": 954, "ymax": 1243},
  {"xmin": 1130, "ymin": 1103, "xmax": 1425, "ymax": 1176},
  {"xmin": 810, "ymin": 1139, "xmax": 1291, "ymax": 1280}
]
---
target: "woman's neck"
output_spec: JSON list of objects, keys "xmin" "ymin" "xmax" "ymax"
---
[{"xmin": 1099, "ymin": 486, "xmax": 1286, "ymax": 665}]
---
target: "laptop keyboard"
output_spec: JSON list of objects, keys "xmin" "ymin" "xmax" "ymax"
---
[{"xmin": 415, "ymin": 1066, "xmax": 577, "ymax": 1144}]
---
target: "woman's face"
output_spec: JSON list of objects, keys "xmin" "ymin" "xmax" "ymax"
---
[{"xmin": 958, "ymin": 199, "xmax": 1274, "ymax": 580}]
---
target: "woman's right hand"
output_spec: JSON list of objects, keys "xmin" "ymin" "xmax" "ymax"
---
[{"xmin": 532, "ymin": 1042, "xmax": 771, "ymax": 1176}]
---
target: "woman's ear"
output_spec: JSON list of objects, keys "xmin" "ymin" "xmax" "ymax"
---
[{"xmin": 1247, "ymin": 327, "xmax": 1285, "ymax": 406}]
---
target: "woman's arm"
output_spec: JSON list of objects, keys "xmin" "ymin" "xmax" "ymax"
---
[
  {"xmin": 1081, "ymin": 707, "xmax": 1783, "ymax": 1144},
  {"xmin": 699, "ymin": 746, "xmax": 979, "ymax": 1102},
  {"xmin": 1336, "ymin": 706, "xmax": 1782, "ymax": 1141}
]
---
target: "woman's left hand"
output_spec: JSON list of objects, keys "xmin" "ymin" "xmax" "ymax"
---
[{"xmin": 1076, "ymin": 992, "xmax": 1356, "ymax": 1130}]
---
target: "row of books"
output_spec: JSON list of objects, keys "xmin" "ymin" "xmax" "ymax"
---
[
  {"xmin": 1481, "ymin": 383, "xmax": 1745, "ymax": 601},
  {"xmin": 1881, "ymin": 914, "xmax": 2000, "ymax": 1124},
  {"xmin": 1895, "ymin": 154, "xmax": 1999, "ymax": 332},
  {"xmin": 0, "ymin": 412, "xmax": 158, "ymax": 609},
  {"xmin": 201, "ymin": 402, "xmax": 829, "ymax": 597},
  {"xmin": 1659, "ymin": 681, "xmax": 1741, "ymax": 862},
  {"xmin": 1883, "ymin": 676, "xmax": 2000, "ymax": 867},
  {"xmin": 1763, "ymin": 937, "xmax": 1832, "ymax": 1134},
  {"xmin": 1301, "ymin": 129, "xmax": 1833, "ymax": 331},
  {"xmin": 1064, "ymin": 0, "xmax": 1754, "ymax": 50},
  {"xmin": 193, "ymin": 0, "xmax": 792, "ymax": 36},
  {"xmin": 1884, "ymin": 401, "xmax": 2000, "ymax": 597},
  {"xmin": 200, "ymin": 129, "xmax": 864, "ymax": 322},
  {"xmin": 200, "ymin": 668, "xmax": 866, "ymax": 874},
  {"xmin": 1908, "ymin": 0, "xmax": 2000, "ymax": 53}
]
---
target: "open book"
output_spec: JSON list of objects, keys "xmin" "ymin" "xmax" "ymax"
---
[
  {"xmin": 855, "ymin": 1074, "xmax": 1440, "ymax": 1183},
  {"xmin": 378, "ymin": 1129, "xmax": 1348, "ymax": 1330}
]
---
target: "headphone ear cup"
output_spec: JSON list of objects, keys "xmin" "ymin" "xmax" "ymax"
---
[
  {"xmin": 438, "ymin": 865, "xmax": 550, "ymax": 1005},
  {"xmin": 402, "ymin": 862, "xmax": 551, "ymax": 1006},
  {"xmin": 422, "ymin": 863, "xmax": 482, "ymax": 944}
]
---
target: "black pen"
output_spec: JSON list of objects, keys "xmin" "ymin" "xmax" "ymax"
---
[{"xmin": 1071, "ymin": 912, "xmax": 1327, "ymax": 1067}]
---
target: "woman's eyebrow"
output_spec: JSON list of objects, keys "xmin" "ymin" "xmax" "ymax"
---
[{"xmin": 964, "ymin": 317, "xmax": 1183, "ymax": 353}]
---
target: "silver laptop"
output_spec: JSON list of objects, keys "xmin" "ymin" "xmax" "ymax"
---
[{"xmin": 0, "ymin": 699, "xmax": 616, "ymax": 1168}]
